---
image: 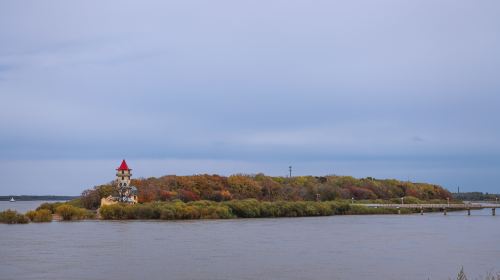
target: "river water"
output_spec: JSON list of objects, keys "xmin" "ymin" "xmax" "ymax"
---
[
  {"xmin": 0, "ymin": 201, "xmax": 499, "ymax": 280},
  {"xmin": 0, "ymin": 200, "xmax": 67, "ymax": 213}
]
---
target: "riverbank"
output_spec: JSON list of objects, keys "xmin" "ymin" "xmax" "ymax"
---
[
  {"xmin": 2, "ymin": 199, "xmax": 441, "ymax": 223},
  {"xmin": 98, "ymin": 200, "xmax": 469, "ymax": 220}
]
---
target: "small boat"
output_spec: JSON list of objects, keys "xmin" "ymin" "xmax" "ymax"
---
[{"xmin": 9, "ymin": 197, "xmax": 15, "ymax": 202}]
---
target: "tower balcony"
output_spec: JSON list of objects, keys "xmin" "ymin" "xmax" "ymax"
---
[{"xmin": 116, "ymin": 173, "xmax": 132, "ymax": 177}]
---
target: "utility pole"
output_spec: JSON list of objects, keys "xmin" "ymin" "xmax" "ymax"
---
[{"xmin": 289, "ymin": 166, "xmax": 292, "ymax": 178}]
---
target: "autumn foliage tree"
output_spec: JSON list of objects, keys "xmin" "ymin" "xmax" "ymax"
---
[
  {"xmin": 80, "ymin": 184, "xmax": 117, "ymax": 209},
  {"xmin": 80, "ymin": 173, "xmax": 453, "ymax": 209}
]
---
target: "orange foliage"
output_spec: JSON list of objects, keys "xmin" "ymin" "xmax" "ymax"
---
[{"xmin": 94, "ymin": 174, "xmax": 452, "ymax": 203}]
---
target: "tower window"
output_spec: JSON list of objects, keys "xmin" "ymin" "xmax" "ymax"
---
[
  {"xmin": 122, "ymin": 170, "xmax": 124, "ymax": 174},
  {"xmin": 122, "ymin": 176, "xmax": 124, "ymax": 180}
]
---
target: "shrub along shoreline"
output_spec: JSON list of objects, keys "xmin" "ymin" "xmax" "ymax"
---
[
  {"xmin": 2, "ymin": 199, "xmax": 465, "ymax": 224},
  {"xmin": 98, "ymin": 199, "xmax": 418, "ymax": 220},
  {"xmin": 0, "ymin": 203, "xmax": 95, "ymax": 224}
]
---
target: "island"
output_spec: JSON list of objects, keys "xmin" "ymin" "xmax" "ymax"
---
[{"xmin": 3, "ymin": 160, "xmax": 477, "ymax": 224}]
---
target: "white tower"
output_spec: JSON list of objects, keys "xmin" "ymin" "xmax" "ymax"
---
[
  {"xmin": 115, "ymin": 159, "xmax": 137, "ymax": 203},
  {"xmin": 116, "ymin": 159, "xmax": 132, "ymax": 188}
]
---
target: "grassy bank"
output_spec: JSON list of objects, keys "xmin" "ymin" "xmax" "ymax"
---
[
  {"xmin": 99, "ymin": 199, "xmax": 422, "ymax": 220},
  {"xmin": 0, "ymin": 209, "xmax": 29, "ymax": 224},
  {"xmin": 2, "ymin": 199, "xmax": 462, "ymax": 224},
  {"xmin": 0, "ymin": 204, "xmax": 95, "ymax": 224},
  {"xmin": 26, "ymin": 209, "xmax": 52, "ymax": 222}
]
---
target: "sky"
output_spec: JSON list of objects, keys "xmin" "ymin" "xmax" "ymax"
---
[{"xmin": 1, "ymin": 0, "xmax": 499, "ymax": 195}]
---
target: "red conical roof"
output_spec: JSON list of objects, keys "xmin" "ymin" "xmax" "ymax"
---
[{"xmin": 116, "ymin": 159, "xmax": 131, "ymax": 171}]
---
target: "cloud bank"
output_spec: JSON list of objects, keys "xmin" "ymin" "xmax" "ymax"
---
[{"xmin": 1, "ymin": 0, "xmax": 499, "ymax": 194}]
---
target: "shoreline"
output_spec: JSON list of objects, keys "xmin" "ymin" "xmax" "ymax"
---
[{"xmin": 1, "ymin": 199, "xmax": 471, "ymax": 224}]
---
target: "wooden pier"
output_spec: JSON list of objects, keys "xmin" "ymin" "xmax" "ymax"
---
[{"xmin": 358, "ymin": 203, "xmax": 498, "ymax": 215}]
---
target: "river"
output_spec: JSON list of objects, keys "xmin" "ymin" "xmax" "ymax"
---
[
  {"xmin": 0, "ymin": 201, "xmax": 499, "ymax": 280},
  {"xmin": 0, "ymin": 200, "xmax": 67, "ymax": 213}
]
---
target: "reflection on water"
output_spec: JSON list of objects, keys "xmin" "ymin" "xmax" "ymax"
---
[{"xmin": 0, "ymin": 202, "xmax": 499, "ymax": 280}]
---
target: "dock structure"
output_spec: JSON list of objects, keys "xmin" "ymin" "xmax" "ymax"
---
[{"xmin": 358, "ymin": 203, "xmax": 498, "ymax": 216}]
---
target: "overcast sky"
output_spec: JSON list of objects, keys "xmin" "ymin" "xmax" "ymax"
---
[{"xmin": 1, "ymin": 0, "xmax": 499, "ymax": 195}]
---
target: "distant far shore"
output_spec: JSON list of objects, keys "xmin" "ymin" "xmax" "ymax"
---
[{"xmin": 0, "ymin": 195, "xmax": 78, "ymax": 201}]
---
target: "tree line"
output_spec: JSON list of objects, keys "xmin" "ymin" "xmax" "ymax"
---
[
  {"xmin": 80, "ymin": 174, "xmax": 452, "ymax": 210},
  {"xmin": 452, "ymin": 192, "xmax": 500, "ymax": 201}
]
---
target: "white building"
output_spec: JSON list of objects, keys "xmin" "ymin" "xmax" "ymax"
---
[{"xmin": 100, "ymin": 159, "xmax": 138, "ymax": 206}]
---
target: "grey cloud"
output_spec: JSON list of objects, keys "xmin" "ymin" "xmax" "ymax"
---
[
  {"xmin": 0, "ymin": 0, "xmax": 499, "ymax": 193},
  {"xmin": 412, "ymin": 136, "xmax": 424, "ymax": 143}
]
